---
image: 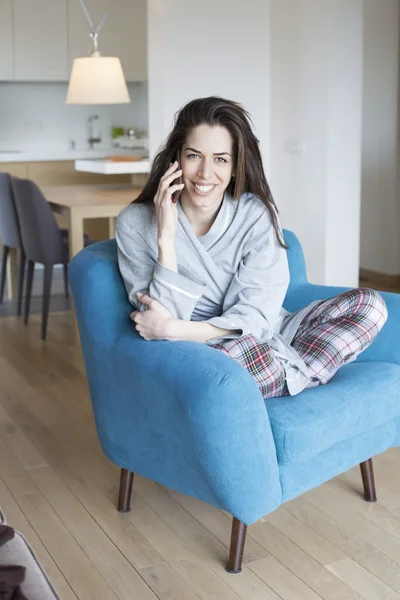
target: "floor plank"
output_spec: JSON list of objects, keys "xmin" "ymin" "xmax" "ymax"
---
[
  {"xmin": 164, "ymin": 485, "xmax": 361, "ymax": 599},
  {"xmin": 28, "ymin": 466, "xmax": 161, "ymax": 600},
  {"xmin": 0, "ymin": 477, "xmax": 78, "ymax": 600},
  {"xmin": 0, "ymin": 439, "xmax": 119, "ymax": 600},
  {"xmin": 133, "ymin": 479, "xmax": 281, "ymax": 600},
  {"xmin": 139, "ymin": 562, "xmax": 202, "ymax": 600},
  {"xmin": 325, "ymin": 557, "xmax": 400, "ymax": 600},
  {"xmin": 16, "ymin": 491, "xmax": 120, "ymax": 600},
  {"xmin": 250, "ymin": 553, "xmax": 323, "ymax": 600},
  {"xmin": 249, "ymin": 519, "xmax": 363, "ymax": 600},
  {"xmin": 285, "ymin": 492, "xmax": 400, "ymax": 593}
]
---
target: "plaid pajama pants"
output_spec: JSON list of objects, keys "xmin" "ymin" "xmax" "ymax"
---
[{"xmin": 210, "ymin": 288, "xmax": 388, "ymax": 398}]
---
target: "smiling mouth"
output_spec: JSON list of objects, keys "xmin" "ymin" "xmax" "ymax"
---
[{"xmin": 193, "ymin": 183, "xmax": 216, "ymax": 195}]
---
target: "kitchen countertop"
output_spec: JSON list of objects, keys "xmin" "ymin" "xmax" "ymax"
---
[
  {"xmin": 75, "ymin": 158, "xmax": 150, "ymax": 175},
  {"xmin": 0, "ymin": 147, "xmax": 148, "ymax": 163}
]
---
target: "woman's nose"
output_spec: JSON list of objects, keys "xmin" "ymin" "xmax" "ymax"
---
[{"xmin": 197, "ymin": 158, "xmax": 213, "ymax": 180}]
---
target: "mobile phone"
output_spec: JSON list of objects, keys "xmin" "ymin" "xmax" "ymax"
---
[{"xmin": 171, "ymin": 150, "xmax": 183, "ymax": 204}]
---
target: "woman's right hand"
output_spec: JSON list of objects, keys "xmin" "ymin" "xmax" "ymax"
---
[{"xmin": 154, "ymin": 160, "xmax": 184, "ymax": 242}]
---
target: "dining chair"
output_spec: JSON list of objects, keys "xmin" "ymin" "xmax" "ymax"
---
[
  {"xmin": 11, "ymin": 177, "xmax": 90, "ymax": 340},
  {"xmin": 0, "ymin": 173, "xmax": 25, "ymax": 315}
]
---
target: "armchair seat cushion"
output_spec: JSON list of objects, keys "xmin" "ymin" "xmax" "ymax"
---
[{"xmin": 267, "ymin": 361, "xmax": 400, "ymax": 465}]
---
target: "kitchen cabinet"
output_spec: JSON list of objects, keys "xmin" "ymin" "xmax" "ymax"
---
[
  {"xmin": 67, "ymin": 0, "xmax": 147, "ymax": 81},
  {"xmin": 27, "ymin": 160, "xmax": 130, "ymax": 186},
  {"xmin": 13, "ymin": 0, "xmax": 69, "ymax": 80},
  {"xmin": 0, "ymin": 1, "xmax": 13, "ymax": 80},
  {"xmin": 0, "ymin": 162, "xmax": 29, "ymax": 178},
  {"xmin": 0, "ymin": 0, "xmax": 146, "ymax": 82}
]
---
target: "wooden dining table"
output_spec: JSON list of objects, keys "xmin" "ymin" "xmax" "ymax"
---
[{"xmin": 43, "ymin": 184, "xmax": 143, "ymax": 259}]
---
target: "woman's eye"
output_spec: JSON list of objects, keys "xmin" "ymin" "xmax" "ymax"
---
[{"xmin": 185, "ymin": 154, "xmax": 227, "ymax": 163}]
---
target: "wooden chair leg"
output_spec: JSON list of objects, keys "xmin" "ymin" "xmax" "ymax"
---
[
  {"xmin": 24, "ymin": 260, "xmax": 34, "ymax": 325},
  {"xmin": 0, "ymin": 245, "xmax": 9, "ymax": 304},
  {"xmin": 360, "ymin": 458, "xmax": 377, "ymax": 502},
  {"xmin": 118, "ymin": 468, "xmax": 134, "ymax": 513},
  {"xmin": 226, "ymin": 517, "xmax": 247, "ymax": 574}
]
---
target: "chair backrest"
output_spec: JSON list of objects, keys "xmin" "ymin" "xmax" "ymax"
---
[
  {"xmin": 0, "ymin": 173, "xmax": 21, "ymax": 249},
  {"xmin": 11, "ymin": 178, "xmax": 65, "ymax": 265}
]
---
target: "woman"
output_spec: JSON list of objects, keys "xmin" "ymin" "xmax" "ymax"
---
[{"xmin": 116, "ymin": 96, "xmax": 387, "ymax": 398}]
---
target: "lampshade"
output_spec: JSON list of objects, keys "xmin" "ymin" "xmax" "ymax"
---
[{"xmin": 66, "ymin": 56, "xmax": 130, "ymax": 104}]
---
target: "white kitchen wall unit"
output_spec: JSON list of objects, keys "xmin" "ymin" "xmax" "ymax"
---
[
  {"xmin": 67, "ymin": 0, "xmax": 147, "ymax": 82},
  {"xmin": 0, "ymin": 0, "xmax": 146, "ymax": 82},
  {"xmin": 13, "ymin": 0, "xmax": 69, "ymax": 80},
  {"xmin": 0, "ymin": 0, "xmax": 13, "ymax": 80}
]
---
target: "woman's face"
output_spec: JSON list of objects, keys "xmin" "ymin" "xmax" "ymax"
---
[{"xmin": 179, "ymin": 124, "xmax": 234, "ymax": 210}]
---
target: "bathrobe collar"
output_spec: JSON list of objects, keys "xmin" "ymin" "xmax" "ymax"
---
[{"xmin": 177, "ymin": 192, "xmax": 232, "ymax": 250}]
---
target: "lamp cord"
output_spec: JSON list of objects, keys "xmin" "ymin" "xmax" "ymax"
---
[{"xmin": 76, "ymin": 0, "xmax": 108, "ymax": 54}]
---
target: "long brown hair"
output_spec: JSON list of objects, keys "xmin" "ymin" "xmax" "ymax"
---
[{"xmin": 135, "ymin": 96, "xmax": 287, "ymax": 248}]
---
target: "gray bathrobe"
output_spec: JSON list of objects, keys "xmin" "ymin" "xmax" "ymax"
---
[{"xmin": 116, "ymin": 192, "xmax": 313, "ymax": 394}]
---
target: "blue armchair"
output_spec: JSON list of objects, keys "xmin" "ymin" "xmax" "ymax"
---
[{"xmin": 68, "ymin": 230, "xmax": 400, "ymax": 574}]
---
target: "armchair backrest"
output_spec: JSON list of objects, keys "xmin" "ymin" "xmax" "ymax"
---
[
  {"xmin": 69, "ymin": 229, "xmax": 308, "ymax": 347},
  {"xmin": 284, "ymin": 229, "xmax": 308, "ymax": 289}
]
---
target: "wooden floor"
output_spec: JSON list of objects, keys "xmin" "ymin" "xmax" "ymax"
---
[{"xmin": 1, "ymin": 310, "xmax": 400, "ymax": 600}]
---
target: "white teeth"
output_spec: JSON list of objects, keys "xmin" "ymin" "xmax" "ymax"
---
[{"xmin": 194, "ymin": 184, "xmax": 215, "ymax": 193}]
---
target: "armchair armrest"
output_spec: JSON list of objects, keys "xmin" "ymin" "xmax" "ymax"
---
[
  {"xmin": 82, "ymin": 331, "xmax": 282, "ymax": 525},
  {"xmin": 285, "ymin": 283, "xmax": 400, "ymax": 365}
]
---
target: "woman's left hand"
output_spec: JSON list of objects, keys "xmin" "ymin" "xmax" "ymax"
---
[{"xmin": 130, "ymin": 292, "xmax": 174, "ymax": 340}]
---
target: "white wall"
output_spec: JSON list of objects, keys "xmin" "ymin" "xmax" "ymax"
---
[
  {"xmin": 324, "ymin": 1, "xmax": 363, "ymax": 285},
  {"xmin": 148, "ymin": 0, "xmax": 364, "ymax": 286},
  {"xmin": 269, "ymin": 1, "xmax": 329, "ymax": 284},
  {"xmin": 360, "ymin": 0, "xmax": 400, "ymax": 275},
  {"xmin": 147, "ymin": 0, "xmax": 271, "ymax": 170},
  {"xmin": 269, "ymin": 0, "xmax": 363, "ymax": 286},
  {"xmin": 0, "ymin": 81, "xmax": 148, "ymax": 151}
]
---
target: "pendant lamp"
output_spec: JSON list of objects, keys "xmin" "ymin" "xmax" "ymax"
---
[{"xmin": 66, "ymin": 0, "xmax": 130, "ymax": 105}]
